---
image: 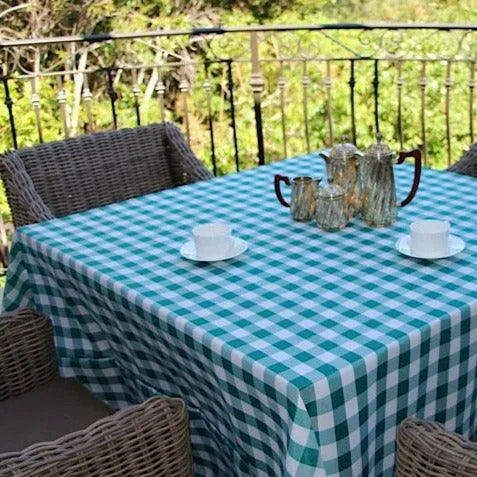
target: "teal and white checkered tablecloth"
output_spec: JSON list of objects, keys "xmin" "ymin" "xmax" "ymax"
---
[{"xmin": 4, "ymin": 153, "xmax": 477, "ymax": 477}]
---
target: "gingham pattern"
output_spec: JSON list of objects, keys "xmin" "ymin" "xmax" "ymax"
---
[{"xmin": 4, "ymin": 153, "xmax": 477, "ymax": 477}]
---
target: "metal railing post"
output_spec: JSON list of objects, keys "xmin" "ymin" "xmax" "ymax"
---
[
  {"xmin": 106, "ymin": 68, "xmax": 118, "ymax": 129},
  {"xmin": 82, "ymin": 73, "xmax": 94, "ymax": 132},
  {"xmin": 302, "ymin": 60, "xmax": 311, "ymax": 153},
  {"xmin": 249, "ymin": 31, "xmax": 266, "ymax": 166},
  {"xmin": 470, "ymin": 61, "xmax": 476, "ymax": 144},
  {"xmin": 445, "ymin": 61, "xmax": 453, "ymax": 167},
  {"xmin": 373, "ymin": 60, "xmax": 380, "ymax": 134},
  {"xmin": 30, "ymin": 76, "xmax": 43, "ymax": 143},
  {"xmin": 155, "ymin": 66, "xmax": 166, "ymax": 122},
  {"xmin": 396, "ymin": 60, "xmax": 404, "ymax": 150},
  {"xmin": 278, "ymin": 60, "xmax": 288, "ymax": 158},
  {"xmin": 132, "ymin": 69, "xmax": 141, "ymax": 126},
  {"xmin": 179, "ymin": 77, "xmax": 191, "ymax": 145},
  {"xmin": 325, "ymin": 60, "xmax": 334, "ymax": 145},
  {"xmin": 204, "ymin": 62, "xmax": 217, "ymax": 176},
  {"xmin": 56, "ymin": 76, "xmax": 69, "ymax": 138},
  {"xmin": 2, "ymin": 76, "xmax": 18, "ymax": 149},
  {"xmin": 348, "ymin": 59, "xmax": 357, "ymax": 146},
  {"xmin": 226, "ymin": 59, "xmax": 240, "ymax": 172},
  {"xmin": 420, "ymin": 61, "xmax": 428, "ymax": 164}
]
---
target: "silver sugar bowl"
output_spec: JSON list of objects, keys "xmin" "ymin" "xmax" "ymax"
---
[{"xmin": 316, "ymin": 178, "xmax": 349, "ymax": 232}]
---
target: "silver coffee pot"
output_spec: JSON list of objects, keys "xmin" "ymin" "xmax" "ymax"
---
[
  {"xmin": 360, "ymin": 135, "xmax": 422, "ymax": 227},
  {"xmin": 319, "ymin": 137, "xmax": 363, "ymax": 217}
]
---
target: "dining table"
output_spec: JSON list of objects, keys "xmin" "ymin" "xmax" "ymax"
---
[{"xmin": 3, "ymin": 152, "xmax": 477, "ymax": 477}]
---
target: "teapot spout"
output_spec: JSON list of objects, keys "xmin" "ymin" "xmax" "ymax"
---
[{"xmin": 318, "ymin": 148, "xmax": 332, "ymax": 163}]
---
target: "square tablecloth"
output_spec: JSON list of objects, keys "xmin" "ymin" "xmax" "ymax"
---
[{"xmin": 4, "ymin": 153, "xmax": 477, "ymax": 476}]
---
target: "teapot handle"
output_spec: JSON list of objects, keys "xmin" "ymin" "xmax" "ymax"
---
[
  {"xmin": 274, "ymin": 174, "xmax": 291, "ymax": 207},
  {"xmin": 397, "ymin": 149, "xmax": 422, "ymax": 207}
]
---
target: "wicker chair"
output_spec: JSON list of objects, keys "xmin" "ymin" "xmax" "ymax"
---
[
  {"xmin": 0, "ymin": 122, "xmax": 213, "ymax": 228},
  {"xmin": 395, "ymin": 417, "xmax": 477, "ymax": 477},
  {"xmin": 448, "ymin": 143, "xmax": 477, "ymax": 177},
  {"xmin": 0, "ymin": 309, "xmax": 194, "ymax": 476}
]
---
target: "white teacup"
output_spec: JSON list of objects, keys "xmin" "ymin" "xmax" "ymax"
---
[
  {"xmin": 410, "ymin": 220, "xmax": 450, "ymax": 257},
  {"xmin": 192, "ymin": 222, "xmax": 233, "ymax": 259}
]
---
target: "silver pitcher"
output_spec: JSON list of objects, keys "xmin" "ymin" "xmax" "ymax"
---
[
  {"xmin": 319, "ymin": 137, "xmax": 363, "ymax": 217},
  {"xmin": 274, "ymin": 174, "xmax": 321, "ymax": 221},
  {"xmin": 361, "ymin": 135, "xmax": 422, "ymax": 227}
]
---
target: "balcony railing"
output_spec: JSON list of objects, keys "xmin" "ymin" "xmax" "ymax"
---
[{"xmin": 1, "ymin": 23, "xmax": 477, "ymax": 176}]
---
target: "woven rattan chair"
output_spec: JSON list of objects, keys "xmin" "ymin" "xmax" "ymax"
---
[
  {"xmin": 0, "ymin": 309, "xmax": 194, "ymax": 476},
  {"xmin": 395, "ymin": 417, "xmax": 477, "ymax": 477},
  {"xmin": 0, "ymin": 122, "xmax": 213, "ymax": 228},
  {"xmin": 448, "ymin": 143, "xmax": 477, "ymax": 177}
]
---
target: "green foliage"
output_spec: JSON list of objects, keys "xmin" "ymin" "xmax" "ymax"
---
[{"xmin": 0, "ymin": 0, "xmax": 476, "ymax": 226}]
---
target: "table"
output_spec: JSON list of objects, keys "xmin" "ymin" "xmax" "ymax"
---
[{"xmin": 4, "ymin": 153, "xmax": 477, "ymax": 477}]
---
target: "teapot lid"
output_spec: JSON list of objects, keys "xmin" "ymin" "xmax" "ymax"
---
[
  {"xmin": 366, "ymin": 133, "xmax": 393, "ymax": 160},
  {"xmin": 318, "ymin": 177, "xmax": 344, "ymax": 199},
  {"xmin": 330, "ymin": 135, "xmax": 357, "ymax": 160}
]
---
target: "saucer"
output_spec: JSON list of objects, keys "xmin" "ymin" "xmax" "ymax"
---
[
  {"xmin": 180, "ymin": 237, "xmax": 248, "ymax": 262},
  {"xmin": 395, "ymin": 234, "xmax": 465, "ymax": 260}
]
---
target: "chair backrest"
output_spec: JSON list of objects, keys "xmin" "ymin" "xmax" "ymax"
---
[
  {"xmin": 395, "ymin": 417, "xmax": 477, "ymax": 477},
  {"xmin": 0, "ymin": 123, "xmax": 212, "ymax": 228}
]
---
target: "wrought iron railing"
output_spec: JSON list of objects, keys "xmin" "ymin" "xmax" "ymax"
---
[{"xmin": 1, "ymin": 23, "xmax": 477, "ymax": 175}]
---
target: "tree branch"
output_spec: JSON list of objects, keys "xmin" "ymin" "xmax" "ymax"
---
[{"xmin": 0, "ymin": 3, "xmax": 33, "ymax": 21}]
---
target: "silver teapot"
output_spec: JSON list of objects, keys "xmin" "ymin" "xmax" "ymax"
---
[
  {"xmin": 319, "ymin": 137, "xmax": 363, "ymax": 217},
  {"xmin": 360, "ymin": 135, "xmax": 422, "ymax": 227}
]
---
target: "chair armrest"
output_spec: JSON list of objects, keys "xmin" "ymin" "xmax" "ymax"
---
[
  {"xmin": 0, "ymin": 309, "xmax": 58, "ymax": 400},
  {"xmin": 395, "ymin": 417, "xmax": 477, "ymax": 477},
  {"xmin": 164, "ymin": 122, "xmax": 214, "ymax": 184},
  {"xmin": 0, "ymin": 151, "xmax": 55, "ymax": 228},
  {"xmin": 0, "ymin": 396, "xmax": 194, "ymax": 477}
]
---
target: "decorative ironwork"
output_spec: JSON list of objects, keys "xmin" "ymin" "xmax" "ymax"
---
[
  {"xmin": 356, "ymin": 27, "xmax": 477, "ymax": 60},
  {"xmin": 205, "ymin": 32, "xmax": 250, "ymax": 62},
  {"xmin": 1, "ymin": 23, "xmax": 476, "ymax": 170}
]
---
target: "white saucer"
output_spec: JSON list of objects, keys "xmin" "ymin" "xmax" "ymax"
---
[
  {"xmin": 396, "ymin": 234, "xmax": 465, "ymax": 260},
  {"xmin": 180, "ymin": 237, "xmax": 248, "ymax": 262}
]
